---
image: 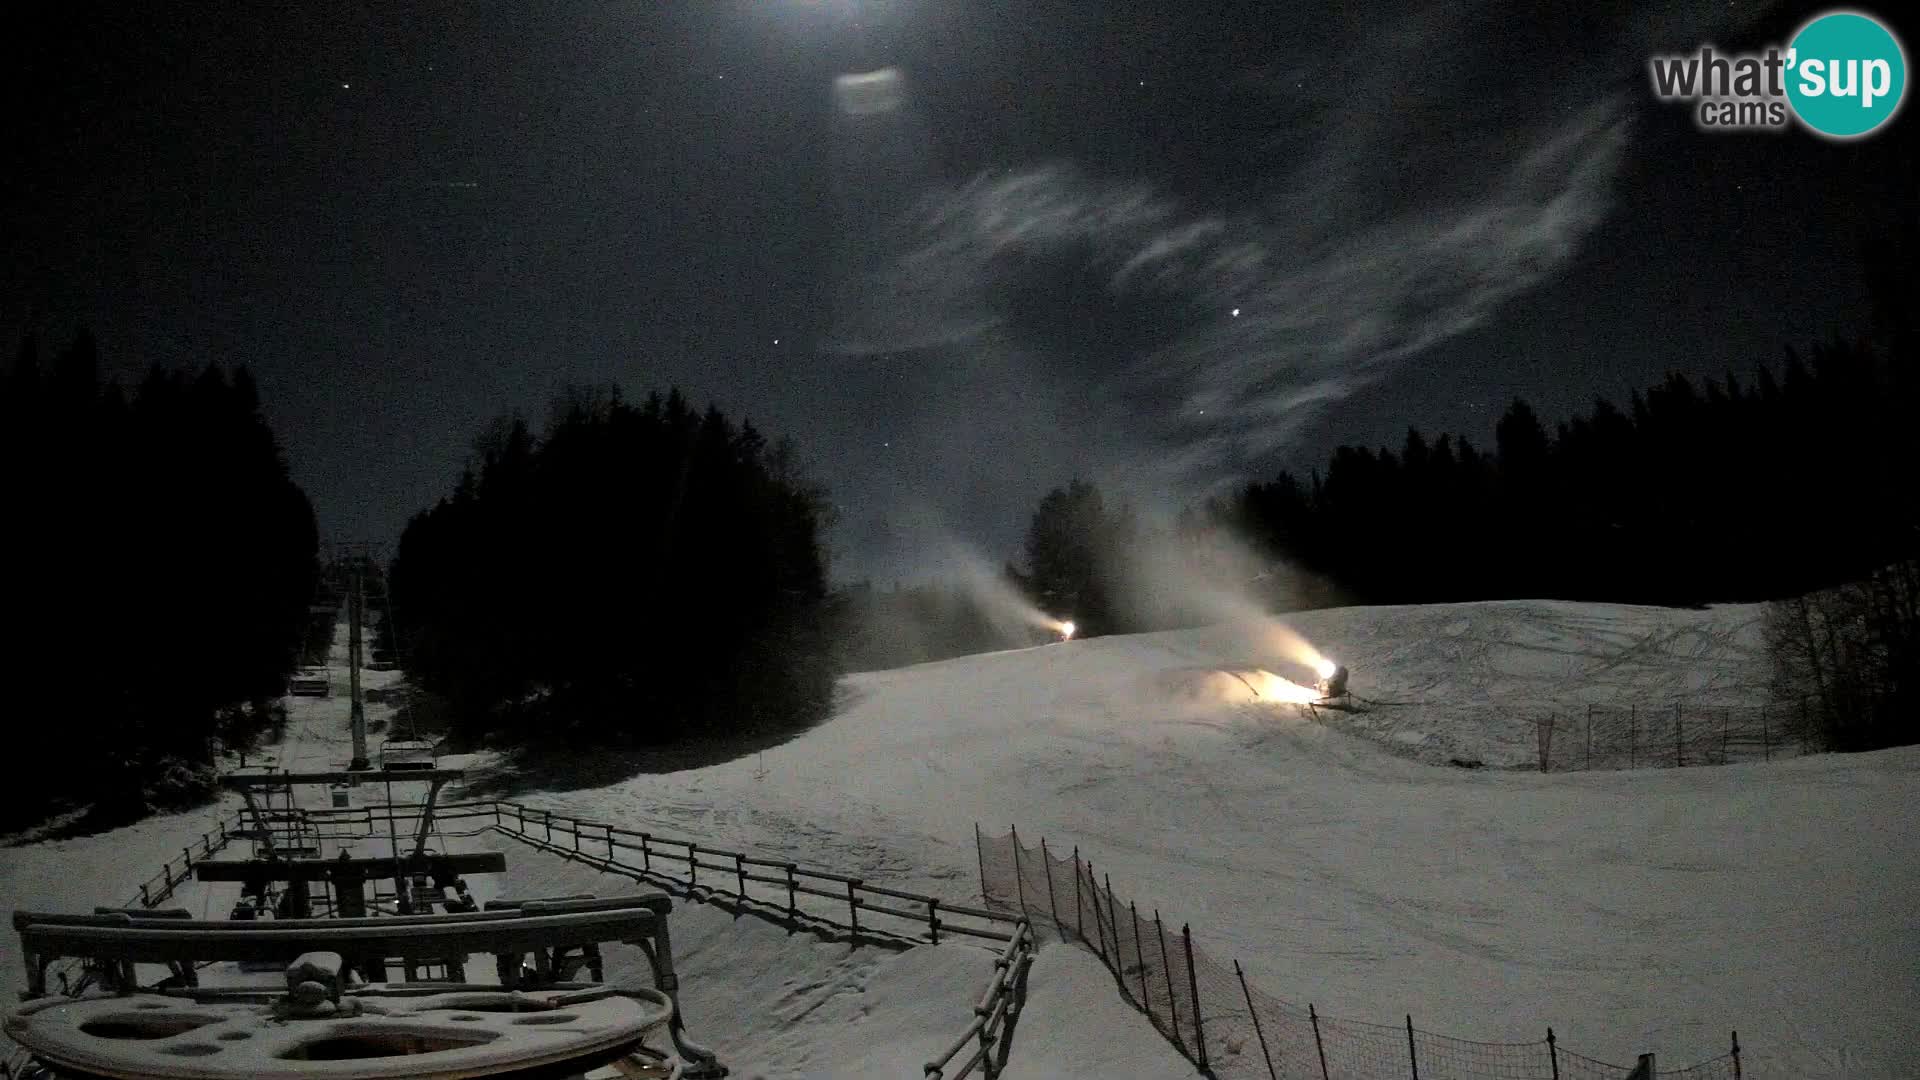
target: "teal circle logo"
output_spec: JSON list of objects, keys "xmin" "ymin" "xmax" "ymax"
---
[{"xmin": 1786, "ymin": 12, "xmax": 1906, "ymax": 138}]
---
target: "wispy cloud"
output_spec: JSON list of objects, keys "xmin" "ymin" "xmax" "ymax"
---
[{"xmin": 823, "ymin": 4, "xmax": 1653, "ymax": 572}]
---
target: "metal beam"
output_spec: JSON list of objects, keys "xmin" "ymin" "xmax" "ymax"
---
[
  {"xmin": 222, "ymin": 769, "xmax": 465, "ymax": 788},
  {"xmin": 191, "ymin": 852, "xmax": 506, "ymax": 882}
]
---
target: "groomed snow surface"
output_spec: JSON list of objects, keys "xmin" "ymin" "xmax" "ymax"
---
[{"xmin": 4, "ymin": 599, "xmax": 1917, "ymax": 1078}]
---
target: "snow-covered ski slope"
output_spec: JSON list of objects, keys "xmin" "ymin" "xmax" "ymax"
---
[
  {"xmin": 521, "ymin": 599, "xmax": 1918, "ymax": 1078},
  {"xmin": 4, "ymin": 599, "xmax": 1916, "ymax": 1076}
]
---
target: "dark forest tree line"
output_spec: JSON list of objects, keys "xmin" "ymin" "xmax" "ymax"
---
[
  {"xmin": 390, "ymin": 387, "xmax": 834, "ymax": 746},
  {"xmin": 3, "ymin": 332, "xmax": 317, "ymax": 829},
  {"xmin": 1222, "ymin": 342, "xmax": 1917, "ymax": 608}
]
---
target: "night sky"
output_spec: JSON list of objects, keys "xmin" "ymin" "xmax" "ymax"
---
[{"xmin": 6, "ymin": 2, "xmax": 1912, "ymax": 581}]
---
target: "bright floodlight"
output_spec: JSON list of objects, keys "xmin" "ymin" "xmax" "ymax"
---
[
  {"xmin": 1058, "ymin": 620, "xmax": 1076, "ymax": 641},
  {"xmin": 1314, "ymin": 657, "xmax": 1337, "ymax": 680},
  {"xmin": 834, "ymin": 67, "xmax": 905, "ymax": 116}
]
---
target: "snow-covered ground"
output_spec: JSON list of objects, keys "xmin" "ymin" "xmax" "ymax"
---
[
  {"xmin": 5, "ymin": 599, "xmax": 1917, "ymax": 1077},
  {"xmin": 521, "ymin": 600, "xmax": 1917, "ymax": 1077}
]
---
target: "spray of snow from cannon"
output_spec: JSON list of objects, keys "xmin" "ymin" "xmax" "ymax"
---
[{"xmin": 1098, "ymin": 524, "xmax": 1347, "ymax": 703}]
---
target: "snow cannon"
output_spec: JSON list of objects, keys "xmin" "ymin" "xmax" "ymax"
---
[{"xmin": 1319, "ymin": 663, "xmax": 1349, "ymax": 701}]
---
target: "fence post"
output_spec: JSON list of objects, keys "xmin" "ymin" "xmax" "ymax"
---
[
  {"xmin": 1235, "ymin": 961, "xmax": 1277, "ymax": 1080},
  {"xmin": 183, "ymin": 846, "xmax": 194, "ymax": 870},
  {"xmin": 202, "ymin": 832, "xmax": 212, "ymax": 856},
  {"xmin": 975, "ymin": 824, "xmax": 988, "ymax": 905},
  {"xmin": 1009, "ymin": 826, "xmax": 1027, "ymax": 916},
  {"xmin": 1105, "ymin": 874, "xmax": 1121, "ymax": 974},
  {"xmin": 606, "ymin": 823, "xmax": 614, "ymax": 861},
  {"xmin": 846, "ymin": 879, "xmax": 861, "ymax": 938},
  {"xmin": 140, "ymin": 882, "xmax": 150, "ymax": 907},
  {"xmin": 1072, "ymin": 846, "xmax": 1084, "ymax": 943},
  {"xmin": 494, "ymin": 803, "xmax": 502, "ymax": 827},
  {"xmin": 1406, "ymin": 1015, "xmax": 1420, "ymax": 1080},
  {"xmin": 688, "ymin": 843, "xmax": 698, "ymax": 889},
  {"xmin": 928, "ymin": 897, "xmax": 940, "ymax": 944},
  {"xmin": 640, "ymin": 833, "xmax": 652, "ymax": 872},
  {"xmin": 1130, "ymin": 902, "xmax": 1149, "ymax": 1011},
  {"xmin": 543, "ymin": 809, "xmax": 552, "ymax": 844},
  {"xmin": 571, "ymin": 817, "xmax": 580, "ymax": 852},
  {"xmin": 735, "ymin": 853, "xmax": 746, "ymax": 901},
  {"xmin": 1309, "ymin": 1004, "xmax": 1330, "ymax": 1080},
  {"xmin": 1731, "ymin": 1030, "xmax": 1741, "ymax": 1079},
  {"xmin": 1184, "ymin": 924, "xmax": 1207, "ymax": 1069},
  {"xmin": 1548, "ymin": 1027, "xmax": 1560, "ymax": 1080},
  {"xmin": 1040, "ymin": 838, "xmax": 1061, "ymax": 934},
  {"xmin": 1155, "ymin": 912, "xmax": 1182, "ymax": 1048},
  {"xmin": 784, "ymin": 864, "xmax": 798, "ymax": 926},
  {"xmin": 1098, "ymin": 857, "xmax": 1113, "ymax": 957}
]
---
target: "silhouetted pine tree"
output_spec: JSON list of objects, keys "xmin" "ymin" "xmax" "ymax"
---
[
  {"xmin": 389, "ymin": 386, "xmax": 834, "ymax": 746},
  {"xmin": 3, "ymin": 332, "xmax": 316, "ymax": 829},
  {"xmin": 1228, "ymin": 337, "xmax": 1918, "ymax": 609}
]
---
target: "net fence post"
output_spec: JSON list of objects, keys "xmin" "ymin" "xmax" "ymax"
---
[
  {"xmin": 1731, "ymin": 1030, "xmax": 1742, "ymax": 1079},
  {"xmin": 1155, "ymin": 912, "xmax": 1182, "ymax": 1050},
  {"xmin": 1040, "ymin": 838, "xmax": 1060, "ymax": 935},
  {"xmin": 1009, "ymin": 826, "xmax": 1027, "ymax": 917},
  {"xmin": 1087, "ymin": 860, "xmax": 1109, "ymax": 960},
  {"xmin": 975, "ymin": 823, "xmax": 987, "ymax": 905},
  {"xmin": 1072, "ymin": 845, "xmax": 1084, "ymax": 943},
  {"xmin": 1548, "ymin": 1027, "xmax": 1560, "ymax": 1080},
  {"xmin": 1236, "ymin": 960, "xmax": 1277, "ymax": 1080},
  {"xmin": 1130, "ymin": 901, "xmax": 1148, "ymax": 1012},
  {"xmin": 1310, "ymin": 1004, "xmax": 1330, "ymax": 1080},
  {"xmin": 1406, "ymin": 1015, "xmax": 1420, "ymax": 1080},
  {"xmin": 1184, "ymin": 924, "xmax": 1207, "ymax": 1070},
  {"xmin": 1105, "ymin": 874, "xmax": 1121, "ymax": 975}
]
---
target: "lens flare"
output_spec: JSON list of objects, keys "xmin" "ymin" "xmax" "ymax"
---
[{"xmin": 1314, "ymin": 657, "xmax": 1337, "ymax": 680}]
